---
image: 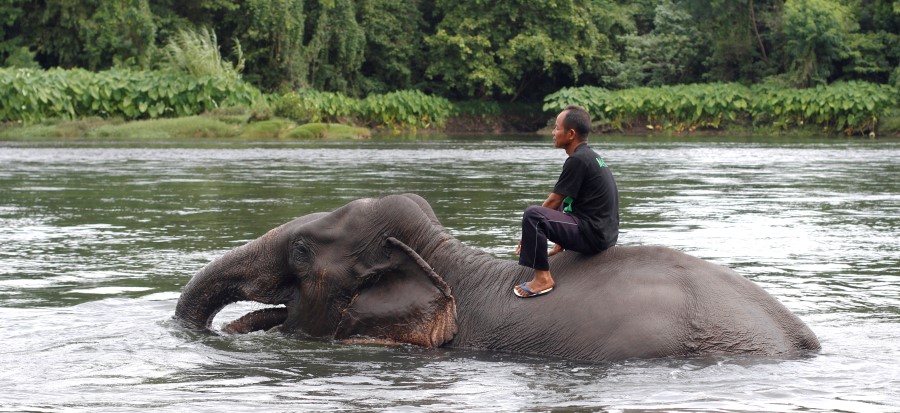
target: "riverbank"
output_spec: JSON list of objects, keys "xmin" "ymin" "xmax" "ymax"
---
[
  {"xmin": 433, "ymin": 109, "xmax": 900, "ymax": 138},
  {"xmin": 3, "ymin": 108, "xmax": 899, "ymax": 141},
  {"xmin": 4, "ymin": 68, "xmax": 896, "ymax": 140},
  {"xmin": 0, "ymin": 111, "xmax": 370, "ymax": 141}
]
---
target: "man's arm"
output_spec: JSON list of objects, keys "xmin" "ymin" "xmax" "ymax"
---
[
  {"xmin": 543, "ymin": 193, "xmax": 566, "ymax": 256},
  {"xmin": 516, "ymin": 192, "xmax": 567, "ymax": 256},
  {"xmin": 542, "ymin": 192, "xmax": 565, "ymax": 211}
]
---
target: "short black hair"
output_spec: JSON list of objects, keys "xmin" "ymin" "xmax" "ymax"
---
[{"xmin": 562, "ymin": 105, "xmax": 591, "ymax": 141}]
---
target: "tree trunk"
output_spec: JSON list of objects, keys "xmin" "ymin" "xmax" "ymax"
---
[{"xmin": 749, "ymin": 0, "xmax": 769, "ymax": 64}]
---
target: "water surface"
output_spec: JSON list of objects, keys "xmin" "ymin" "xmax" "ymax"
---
[{"xmin": 1, "ymin": 136, "xmax": 897, "ymax": 411}]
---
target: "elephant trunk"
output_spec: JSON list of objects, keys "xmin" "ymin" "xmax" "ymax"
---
[{"xmin": 174, "ymin": 240, "xmax": 277, "ymax": 331}]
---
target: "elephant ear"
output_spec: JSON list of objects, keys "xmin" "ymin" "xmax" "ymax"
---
[{"xmin": 335, "ymin": 237, "xmax": 457, "ymax": 348}]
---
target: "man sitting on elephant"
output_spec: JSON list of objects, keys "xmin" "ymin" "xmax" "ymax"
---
[{"xmin": 514, "ymin": 105, "xmax": 620, "ymax": 298}]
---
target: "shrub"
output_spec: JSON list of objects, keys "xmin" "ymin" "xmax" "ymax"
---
[
  {"xmin": 544, "ymin": 82, "xmax": 896, "ymax": 134},
  {"xmin": 361, "ymin": 90, "xmax": 453, "ymax": 130},
  {"xmin": 750, "ymin": 81, "xmax": 897, "ymax": 134},
  {"xmin": 275, "ymin": 89, "xmax": 453, "ymax": 130},
  {"xmin": 158, "ymin": 27, "xmax": 244, "ymax": 80},
  {"xmin": 451, "ymin": 100, "xmax": 502, "ymax": 118},
  {"xmin": 273, "ymin": 89, "xmax": 358, "ymax": 124},
  {"xmin": 0, "ymin": 68, "xmax": 264, "ymax": 123},
  {"xmin": 544, "ymin": 83, "xmax": 753, "ymax": 131}
]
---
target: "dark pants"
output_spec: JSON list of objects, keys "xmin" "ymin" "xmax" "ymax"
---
[{"xmin": 519, "ymin": 205, "xmax": 596, "ymax": 270}]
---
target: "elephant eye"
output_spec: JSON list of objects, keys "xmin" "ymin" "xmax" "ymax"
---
[{"xmin": 291, "ymin": 241, "xmax": 311, "ymax": 263}]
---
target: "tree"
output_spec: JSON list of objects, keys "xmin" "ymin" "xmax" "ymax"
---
[
  {"xmin": 237, "ymin": 0, "xmax": 308, "ymax": 90},
  {"xmin": 21, "ymin": 0, "xmax": 94, "ymax": 68},
  {"xmin": 148, "ymin": 0, "xmax": 240, "ymax": 54},
  {"xmin": 81, "ymin": 0, "xmax": 157, "ymax": 69},
  {"xmin": 679, "ymin": 0, "xmax": 781, "ymax": 83},
  {"xmin": 4, "ymin": 0, "xmax": 898, "ymax": 97},
  {"xmin": 608, "ymin": 1, "xmax": 704, "ymax": 88},
  {"xmin": 424, "ymin": 0, "xmax": 612, "ymax": 101},
  {"xmin": 356, "ymin": 0, "xmax": 427, "ymax": 94},
  {"xmin": 783, "ymin": 0, "xmax": 857, "ymax": 86},
  {"xmin": 6, "ymin": 0, "xmax": 156, "ymax": 70},
  {"xmin": 838, "ymin": 0, "xmax": 900, "ymax": 83},
  {"xmin": 620, "ymin": 0, "xmax": 659, "ymax": 35},
  {"xmin": 303, "ymin": 0, "xmax": 366, "ymax": 95},
  {"xmin": 0, "ymin": 0, "xmax": 27, "ymax": 65},
  {"xmin": 229, "ymin": 0, "xmax": 364, "ymax": 94}
]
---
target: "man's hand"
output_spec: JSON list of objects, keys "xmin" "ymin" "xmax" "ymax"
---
[
  {"xmin": 517, "ymin": 240, "xmax": 563, "ymax": 256},
  {"xmin": 548, "ymin": 243, "xmax": 564, "ymax": 256},
  {"xmin": 542, "ymin": 193, "xmax": 565, "ymax": 211}
]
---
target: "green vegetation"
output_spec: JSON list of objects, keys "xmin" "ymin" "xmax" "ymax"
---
[
  {"xmin": 545, "ymin": 82, "xmax": 897, "ymax": 134},
  {"xmin": 274, "ymin": 89, "xmax": 454, "ymax": 131},
  {"xmin": 2, "ymin": 1, "xmax": 897, "ymax": 100},
  {"xmin": 750, "ymin": 81, "xmax": 896, "ymax": 134},
  {"xmin": 424, "ymin": 0, "xmax": 613, "ymax": 101},
  {"xmin": 0, "ymin": 68, "xmax": 263, "ymax": 124},
  {"xmin": 545, "ymin": 83, "xmax": 753, "ymax": 132},
  {"xmin": 880, "ymin": 108, "xmax": 900, "ymax": 134},
  {"xmin": 274, "ymin": 89, "xmax": 360, "ymax": 124},
  {"xmin": 159, "ymin": 27, "xmax": 244, "ymax": 80},
  {"xmin": 1, "ymin": 1, "xmax": 897, "ymax": 138},
  {"xmin": 361, "ymin": 90, "xmax": 454, "ymax": 130},
  {"xmin": 0, "ymin": 111, "xmax": 369, "ymax": 141}
]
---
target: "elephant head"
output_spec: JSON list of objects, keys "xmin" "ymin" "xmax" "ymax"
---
[{"xmin": 174, "ymin": 194, "xmax": 458, "ymax": 348}]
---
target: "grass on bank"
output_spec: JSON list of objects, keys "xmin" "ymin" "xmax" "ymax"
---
[
  {"xmin": 2, "ymin": 100, "xmax": 897, "ymax": 141},
  {"xmin": 4, "ymin": 110, "xmax": 898, "ymax": 141},
  {"xmin": 879, "ymin": 108, "xmax": 900, "ymax": 135},
  {"xmin": 0, "ymin": 111, "xmax": 371, "ymax": 141},
  {"xmin": 3, "ymin": 66, "xmax": 896, "ymax": 138}
]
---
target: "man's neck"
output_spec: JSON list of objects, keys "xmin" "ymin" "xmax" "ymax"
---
[{"xmin": 566, "ymin": 141, "xmax": 587, "ymax": 156}]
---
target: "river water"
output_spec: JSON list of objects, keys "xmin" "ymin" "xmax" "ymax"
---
[{"xmin": 0, "ymin": 136, "xmax": 897, "ymax": 411}]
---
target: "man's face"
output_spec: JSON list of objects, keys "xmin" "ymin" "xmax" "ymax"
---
[{"xmin": 552, "ymin": 110, "xmax": 572, "ymax": 149}]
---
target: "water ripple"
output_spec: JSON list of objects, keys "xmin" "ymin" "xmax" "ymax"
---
[{"xmin": 0, "ymin": 138, "xmax": 898, "ymax": 411}]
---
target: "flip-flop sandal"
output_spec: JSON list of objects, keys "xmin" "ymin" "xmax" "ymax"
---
[{"xmin": 514, "ymin": 282, "xmax": 553, "ymax": 298}]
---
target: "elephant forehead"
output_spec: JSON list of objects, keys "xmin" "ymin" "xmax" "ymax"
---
[
  {"xmin": 289, "ymin": 212, "xmax": 366, "ymax": 244},
  {"xmin": 284, "ymin": 212, "xmax": 330, "ymax": 228},
  {"xmin": 342, "ymin": 197, "xmax": 377, "ymax": 213},
  {"xmin": 319, "ymin": 199, "xmax": 377, "ymax": 227}
]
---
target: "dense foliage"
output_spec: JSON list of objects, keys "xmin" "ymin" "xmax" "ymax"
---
[
  {"xmin": 544, "ymin": 81, "xmax": 897, "ymax": 134},
  {"xmin": 274, "ymin": 88, "xmax": 454, "ymax": 130},
  {"xmin": 750, "ymin": 81, "xmax": 896, "ymax": 133},
  {"xmin": 545, "ymin": 83, "xmax": 752, "ymax": 131},
  {"xmin": 0, "ymin": 68, "xmax": 263, "ymax": 123},
  {"xmin": 2, "ymin": 1, "xmax": 897, "ymax": 100},
  {"xmin": 424, "ymin": 0, "xmax": 613, "ymax": 101}
]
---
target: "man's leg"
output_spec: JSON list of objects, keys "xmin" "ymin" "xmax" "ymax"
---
[{"xmin": 516, "ymin": 206, "xmax": 583, "ymax": 296}]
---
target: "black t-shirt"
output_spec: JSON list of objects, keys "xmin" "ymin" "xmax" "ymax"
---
[{"xmin": 553, "ymin": 143, "xmax": 619, "ymax": 251}]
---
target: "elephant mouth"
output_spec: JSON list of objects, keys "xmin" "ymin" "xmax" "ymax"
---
[
  {"xmin": 220, "ymin": 304, "xmax": 290, "ymax": 334},
  {"xmin": 215, "ymin": 281, "xmax": 302, "ymax": 334}
]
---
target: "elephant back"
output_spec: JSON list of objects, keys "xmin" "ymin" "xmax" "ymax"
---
[{"xmin": 500, "ymin": 245, "xmax": 820, "ymax": 360}]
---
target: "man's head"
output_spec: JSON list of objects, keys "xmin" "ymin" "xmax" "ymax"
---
[
  {"xmin": 561, "ymin": 105, "xmax": 591, "ymax": 141},
  {"xmin": 552, "ymin": 105, "xmax": 592, "ymax": 151}
]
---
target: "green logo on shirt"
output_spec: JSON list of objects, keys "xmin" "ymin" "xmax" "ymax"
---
[{"xmin": 596, "ymin": 157, "xmax": 607, "ymax": 168}]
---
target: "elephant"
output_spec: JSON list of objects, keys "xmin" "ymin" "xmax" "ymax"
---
[{"xmin": 174, "ymin": 194, "xmax": 820, "ymax": 362}]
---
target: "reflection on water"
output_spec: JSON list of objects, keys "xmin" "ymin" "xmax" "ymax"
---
[{"xmin": 0, "ymin": 137, "xmax": 898, "ymax": 411}]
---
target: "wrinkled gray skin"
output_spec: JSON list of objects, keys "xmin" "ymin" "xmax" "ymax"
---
[{"xmin": 174, "ymin": 194, "xmax": 820, "ymax": 361}]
